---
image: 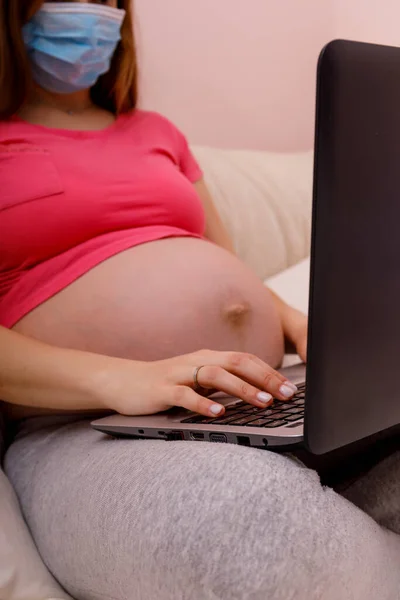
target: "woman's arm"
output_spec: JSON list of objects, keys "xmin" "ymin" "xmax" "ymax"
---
[
  {"xmin": 0, "ymin": 325, "xmax": 108, "ymax": 410},
  {"xmin": 194, "ymin": 180, "xmax": 235, "ymax": 253},
  {"xmin": 194, "ymin": 179, "xmax": 308, "ymax": 361},
  {"xmin": 0, "ymin": 326, "xmax": 297, "ymax": 415}
]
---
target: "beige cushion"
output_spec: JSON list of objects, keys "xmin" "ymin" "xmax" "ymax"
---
[{"xmin": 192, "ymin": 147, "xmax": 313, "ymax": 280}]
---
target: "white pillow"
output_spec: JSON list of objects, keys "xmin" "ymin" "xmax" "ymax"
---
[
  {"xmin": 193, "ymin": 147, "xmax": 313, "ymax": 281},
  {"xmin": 266, "ymin": 257, "xmax": 310, "ymax": 315},
  {"xmin": 265, "ymin": 258, "xmax": 310, "ymax": 368}
]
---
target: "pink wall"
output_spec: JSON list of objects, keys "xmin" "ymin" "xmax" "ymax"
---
[
  {"xmin": 135, "ymin": 0, "xmax": 333, "ymax": 152},
  {"xmin": 334, "ymin": 0, "xmax": 400, "ymax": 46},
  {"xmin": 135, "ymin": 0, "xmax": 399, "ymax": 151}
]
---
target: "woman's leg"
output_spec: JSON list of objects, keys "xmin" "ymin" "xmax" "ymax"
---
[
  {"xmin": 343, "ymin": 448, "xmax": 400, "ymax": 535},
  {"xmin": 5, "ymin": 418, "xmax": 400, "ymax": 600}
]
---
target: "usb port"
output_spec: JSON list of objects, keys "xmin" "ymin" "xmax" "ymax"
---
[{"xmin": 190, "ymin": 431, "xmax": 205, "ymax": 440}]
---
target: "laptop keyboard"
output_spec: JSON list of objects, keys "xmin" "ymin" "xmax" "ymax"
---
[{"xmin": 181, "ymin": 383, "xmax": 305, "ymax": 428}]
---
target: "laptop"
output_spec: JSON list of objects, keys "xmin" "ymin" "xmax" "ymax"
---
[{"xmin": 92, "ymin": 39, "xmax": 400, "ymax": 455}]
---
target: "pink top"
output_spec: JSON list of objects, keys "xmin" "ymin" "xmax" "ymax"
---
[{"xmin": 0, "ymin": 110, "xmax": 204, "ymax": 328}]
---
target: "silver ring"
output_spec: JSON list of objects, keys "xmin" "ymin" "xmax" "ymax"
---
[
  {"xmin": 193, "ymin": 365, "xmax": 206, "ymax": 393},
  {"xmin": 193, "ymin": 366, "xmax": 217, "ymax": 397}
]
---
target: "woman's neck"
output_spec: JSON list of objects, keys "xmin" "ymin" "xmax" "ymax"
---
[
  {"xmin": 28, "ymin": 86, "xmax": 94, "ymax": 115},
  {"xmin": 17, "ymin": 84, "xmax": 115, "ymax": 131}
]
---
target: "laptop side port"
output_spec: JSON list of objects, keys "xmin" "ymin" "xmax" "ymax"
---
[
  {"xmin": 210, "ymin": 433, "xmax": 227, "ymax": 443},
  {"xmin": 166, "ymin": 431, "xmax": 184, "ymax": 441},
  {"xmin": 236, "ymin": 435, "xmax": 250, "ymax": 446},
  {"xmin": 190, "ymin": 431, "xmax": 205, "ymax": 440}
]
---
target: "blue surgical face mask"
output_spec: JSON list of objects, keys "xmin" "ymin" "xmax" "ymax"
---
[{"xmin": 22, "ymin": 2, "xmax": 126, "ymax": 94}]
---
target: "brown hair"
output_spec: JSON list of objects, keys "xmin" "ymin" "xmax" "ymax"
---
[{"xmin": 0, "ymin": 0, "xmax": 138, "ymax": 120}]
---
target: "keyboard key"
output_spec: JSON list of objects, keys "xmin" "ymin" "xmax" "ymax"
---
[
  {"xmin": 285, "ymin": 414, "xmax": 304, "ymax": 422},
  {"xmin": 181, "ymin": 416, "xmax": 201, "ymax": 423},
  {"xmin": 210, "ymin": 414, "xmax": 245, "ymax": 425},
  {"xmin": 246, "ymin": 418, "xmax": 276, "ymax": 427},
  {"xmin": 228, "ymin": 415, "xmax": 261, "ymax": 426},
  {"xmin": 262, "ymin": 420, "xmax": 287, "ymax": 428},
  {"xmin": 268, "ymin": 411, "xmax": 288, "ymax": 419},
  {"xmin": 225, "ymin": 404, "xmax": 245, "ymax": 412},
  {"xmin": 256, "ymin": 408, "xmax": 274, "ymax": 417},
  {"xmin": 223, "ymin": 410, "xmax": 246, "ymax": 418},
  {"xmin": 284, "ymin": 407, "xmax": 304, "ymax": 415},
  {"xmin": 181, "ymin": 416, "xmax": 218, "ymax": 424},
  {"xmin": 277, "ymin": 404, "xmax": 298, "ymax": 412},
  {"xmin": 241, "ymin": 406, "xmax": 264, "ymax": 414},
  {"xmin": 240, "ymin": 407, "xmax": 274, "ymax": 416}
]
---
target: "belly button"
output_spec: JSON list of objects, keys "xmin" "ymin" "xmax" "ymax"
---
[{"xmin": 222, "ymin": 301, "xmax": 252, "ymax": 326}]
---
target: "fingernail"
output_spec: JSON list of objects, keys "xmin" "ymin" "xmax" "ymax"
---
[
  {"xmin": 279, "ymin": 384, "xmax": 295, "ymax": 398},
  {"xmin": 285, "ymin": 381, "xmax": 298, "ymax": 393},
  {"xmin": 210, "ymin": 404, "xmax": 224, "ymax": 415},
  {"xmin": 257, "ymin": 392, "xmax": 273, "ymax": 404}
]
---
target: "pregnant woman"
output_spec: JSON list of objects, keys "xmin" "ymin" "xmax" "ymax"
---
[{"xmin": 2, "ymin": 2, "xmax": 399, "ymax": 600}]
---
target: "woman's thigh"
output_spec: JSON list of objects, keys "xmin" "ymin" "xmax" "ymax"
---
[
  {"xmin": 343, "ymin": 448, "xmax": 400, "ymax": 534},
  {"xmin": 5, "ymin": 418, "xmax": 400, "ymax": 600}
]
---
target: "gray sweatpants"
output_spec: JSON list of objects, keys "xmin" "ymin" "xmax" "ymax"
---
[{"xmin": 5, "ymin": 417, "xmax": 400, "ymax": 600}]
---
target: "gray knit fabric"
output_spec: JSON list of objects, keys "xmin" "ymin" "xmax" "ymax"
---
[{"xmin": 5, "ymin": 418, "xmax": 400, "ymax": 600}]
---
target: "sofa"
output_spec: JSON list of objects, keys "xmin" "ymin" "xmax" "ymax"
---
[{"xmin": 4, "ymin": 145, "xmax": 398, "ymax": 599}]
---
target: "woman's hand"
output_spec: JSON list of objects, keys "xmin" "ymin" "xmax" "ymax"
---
[
  {"xmin": 268, "ymin": 290, "xmax": 308, "ymax": 363},
  {"xmin": 280, "ymin": 310, "xmax": 308, "ymax": 363},
  {"xmin": 96, "ymin": 350, "xmax": 298, "ymax": 419},
  {"xmin": 293, "ymin": 320, "xmax": 308, "ymax": 363},
  {"xmin": 283, "ymin": 309, "xmax": 308, "ymax": 363}
]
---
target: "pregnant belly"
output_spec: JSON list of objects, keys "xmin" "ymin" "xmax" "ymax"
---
[{"xmin": 13, "ymin": 238, "xmax": 284, "ymax": 365}]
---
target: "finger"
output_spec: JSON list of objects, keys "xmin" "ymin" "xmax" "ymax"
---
[
  {"xmin": 246, "ymin": 354, "xmax": 298, "ymax": 400},
  {"xmin": 200, "ymin": 351, "xmax": 297, "ymax": 402},
  {"xmin": 196, "ymin": 365, "xmax": 274, "ymax": 408},
  {"xmin": 246, "ymin": 355, "xmax": 287, "ymax": 382},
  {"xmin": 169, "ymin": 385, "xmax": 226, "ymax": 418}
]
